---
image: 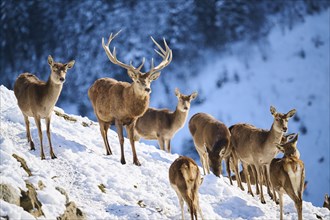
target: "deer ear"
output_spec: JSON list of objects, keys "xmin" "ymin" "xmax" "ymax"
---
[
  {"xmin": 175, "ymin": 88, "xmax": 180, "ymax": 97},
  {"xmin": 127, "ymin": 70, "xmax": 138, "ymax": 81},
  {"xmin": 286, "ymin": 109, "xmax": 296, "ymax": 118},
  {"xmin": 66, "ymin": 60, "xmax": 75, "ymax": 69},
  {"xmin": 270, "ymin": 106, "xmax": 277, "ymax": 115},
  {"xmin": 48, "ymin": 55, "xmax": 54, "ymax": 66},
  {"xmin": 149, "ymin": 72, "xmax": 161, "ymax": 81},
  {"xmin": 190, "ymin": 92, "xmax": 198, "ymax": 100}
]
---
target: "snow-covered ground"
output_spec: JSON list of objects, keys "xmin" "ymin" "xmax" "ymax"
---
[
  {"xmin": 168, "ymin": 9, "xmax": 330, "ymax": 207},
  {"xmin": 1, "ymin": 85, "xmax": 329, "ymax": 219}
]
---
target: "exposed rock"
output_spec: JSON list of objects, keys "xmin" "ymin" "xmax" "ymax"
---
[
  {"xmin": 57, "ymin": 201, "xmax": 86, "ymax": 220},
  {"xmin": 20, "ymin": 181, "xmax": 44, "ymax": 217},
  {"xmin": 56, "ymin": 187, "xmax": 86, "ymax": 220},
  {"xmin": 0, "ymin": 184, "xmax": 20, "ymax": 206},
  {"xmin": 12, "ymin": 154, "xmax": 32, "ymax": 176},
  {"xmin": 98, "ymin": 184, "xmax": 106, "ymax": 193}
]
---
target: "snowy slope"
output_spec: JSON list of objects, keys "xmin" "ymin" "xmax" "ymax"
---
[
  {"xmin": 1, "ymin": 85, "xmax": 329, "ymax": 219},
  {"xmin": 169, "ymin": 9, "xmax": 330, "ymax": 207}
]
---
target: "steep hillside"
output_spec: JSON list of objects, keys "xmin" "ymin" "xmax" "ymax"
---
[{"xmin": 1, "ymin": 85, "xmax": 329, "ymax": 219}]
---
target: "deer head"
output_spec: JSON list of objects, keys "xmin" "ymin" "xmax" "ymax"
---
[
  {"xmin": 48, "ymin": 55, "xmax": 75, "ymax": 85},
  {"xmin": 275, "ymin": 133, "xmax": 300, "ymax": 157},
  {"xmin": 270, "ymin": 106, "xmax": 296, "ymax": 133},
  {"xmin": 175, "ymin": 88, "xmax": 198, "ymax": 112},
  {"xmin": 102, "ymin": 31, "xmax": 172, "ymax": 96}
]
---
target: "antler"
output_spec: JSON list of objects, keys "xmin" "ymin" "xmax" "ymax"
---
[
  {"xmin": 149, "ymin": 36, "xmax": 172, "ymax": 74},
  {"xmin": 102, "ymin": 30, "xmax": 145, "ymax": 73}
]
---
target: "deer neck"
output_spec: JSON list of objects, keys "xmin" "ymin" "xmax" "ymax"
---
[
  {"xmin": 266, "ymin": 123, "xmax": 284, "ymax": 154},
  {"xmin": 128, "ymin": 85, "xmax": 150, "ymax": 116},
  {"xmin": 172, "ymin": 107, "xmax": 188, "ymax": 130},
  {"xmin": 45, "ymin": 76, "xmax": 63, "ymax": 104}
]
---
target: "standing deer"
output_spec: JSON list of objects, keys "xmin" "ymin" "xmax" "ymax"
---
[
  {"xmin": 270, "ymin": 133, "xmax": 305, "ymax": 220},
  {"xmin": 88, "ymin": 31, "xmax": 172, "ymax": 166},
  {"xmin": 189, "ymin": 113, "xmax": 231, "ymax": 177},
  {"xmin": 230, "ymin": 106, "xmax": 296, "ymax": 203},
  {"xmin": 226, "ymin": 133, "xmax": 297, "ymax": 193},
  {"xmin": 134, "ymin": 88, "xmax": 197, "ymax": 153},
  {"xmin": 169, "ymin": 156, "xmax": 204, "ymax": 220},
  {"xmin": 14, "ymin": 55, "xmax": 75, "ymax": 159}
]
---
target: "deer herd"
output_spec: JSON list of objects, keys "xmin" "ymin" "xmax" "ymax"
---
[{"xmin": 12, "ymin": 31, "xmax": 326, "ymax": 220}]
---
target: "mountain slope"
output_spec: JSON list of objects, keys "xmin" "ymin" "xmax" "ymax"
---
[{"xmin": 1, "ymin": 85, "xmax": 329, "ymax": 219}]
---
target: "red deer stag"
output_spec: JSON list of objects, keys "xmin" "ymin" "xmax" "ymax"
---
[
  {"xmin": 135, "ymin": 88, "xmax": 197, "ymax": 153},
  {"xmin": 88, "ymin": 31, "xmax": 172, "ymax": 166},
  {"xmin": 270, "ymin": 133, "xmax": 305, "ymax": 220},
  {"xmin": 189, "ymin": 113, "xmax": 231, "ymax": 177},
  {"xmin": 14, "ymin": 55, "xmax": 75, "ymax": 159},
  {"xmin": 169, "ymin": 156, "xmax": 204, "ymax": 220},
  {"xmin": 230, "ymin": 106, "xmax": 296, "ymax": 203}
]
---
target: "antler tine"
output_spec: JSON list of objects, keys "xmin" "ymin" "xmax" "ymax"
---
[
  {"xmin": 102, "ymin": 30, "xmax": 145, "ymax": 72},
  {"xmin": 150, "ymin": 58, "xmax": 154, "ymax": 69},
  {"xmin": 137, "ymin": 57, "xmax": 145, "ymax": 72},
  {"xmin": 148, "ymin": 36, "xmax": 173, "ymax": 74},
  {"xmin": 154, "ymin": 49, "xmax": 165, "ymax": 59},
  {"xmin": 150, "ymin": 36, "xmax": 166, "ymax": 55}
]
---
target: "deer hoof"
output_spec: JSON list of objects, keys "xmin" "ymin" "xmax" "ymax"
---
[
  {"xmin": 41, "ymin": 155, "xmax": 46, "ymax": 160},
  {"xmin": 134, "ymin": 160, "xmax": 141, "ymax": 166},
  {"xmin": 121, "ymin": 159, "xmax": 126, "ymax": 165},
  {"xmin": 106, "ymin": 151, "xmax": 112, "ymax": 156},
  {"xmin": 51, "ymin": 155, "xmax": 57, "ymax": 159},
  {"xmin": 30, "ymin": 142, "xmax": 35, "ymax": 150},
  {"xmin": 248, "ymin": 191, "xmax": 255, "ymax": 197},
  {"xmin": 261, "ymin": 199, "xmax": 266, "ymax": 204}
]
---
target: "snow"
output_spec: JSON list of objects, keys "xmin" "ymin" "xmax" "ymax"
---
[{"xmin": 1, "ymin": 85, "xmax": 329, "ymax": 219}]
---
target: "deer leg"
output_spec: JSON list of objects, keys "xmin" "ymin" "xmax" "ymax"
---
[
  {"xmin": 99, "ymin": 120, "xmax": 112, "ymax": 155},
  {"xmin": 45, "ymin": 117, "xmax": 57, "ymax": 159},
  {"xmin": 104, "ymin": 122, "xmax": 112, "ymax": 155},
  {"xmin": 272, "ymin": 186, "xmax": 279, "ymax": 204},
  {"xmin": 264, "ymin": 165, "xmax": 274, "ymax": 200},
  {"xmin": 196, "ymin": 148, "xmax": 207, "ymax": 175},
  {"xmin": 174, "ymin": 190, "xmax": 184, "ymax": 220},
  {"xmin": 34, "ymin": 116, "xmax": 45, "ymax": 160},
  {"xmin": 256, "ymin": 165, "xmax": 266, "ymax": 204},
  {"xmin": 251, "ymin": 165, "xmax": 260, "ymax": 195},
  {"xmin": 243, "ymin": 163, "xmax": 254, "ymax": 197},
  {"xmin": 284, "ymin": 183, "xmax": 303, "ymax": 220},
  {"xmin": 225, "ymin": 156, "xmax": 233, "ymax": 185},
  {"xmin": 115, "ymin": 120, "xmax": 125, "ymax": 164},
  {"xmin": 23, "ymin": 115, "xmax": 35, "ymax": 150},
  {"xmin": 279, "ymin": 191, "xmax": 284, "ymax": 220},
  {"xmin": 232, "ymin": 153, "xmax": 245, "ymax": 191},
  {"xmin": 165, "ymin": 139, "xmax": 171, "ymax": 153},
  {"xmin": 295, "ymin": 199, "xmax": 303, "ymax": 220},
  {"xmin": 126, "ymin": 122, "xmax": 141, "ymax": 166},
  {"xmin": 157, "ymin": 136, "xmax": 165, "ymax": 151}
]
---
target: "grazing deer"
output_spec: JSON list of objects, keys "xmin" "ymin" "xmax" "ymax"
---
[
  {"xmin": 189, "ymin": 113, "xmax": 231, "ymax": 177},
  {"xmin": 169, "ymin": 156, "xmax": 203, "ymax": 220},
  {"xmin": 270, "ymin": 133, "xmax": 305, "ymax": 220},
  {"xmin": 134, "ymin": 88, "xmax": 197, "ymax": 153},
  {"xmin": 230, "ymin": 106, "xmax": 296, "ymax": 203},
  {"xmin": 88, "ymin": 31, "xmax": 172, "ymax": 166},
  {"xmin": 323, "ymin": 194, "xmax": 330, "ymax": 210},
  {"xmin": 14, "ymin": 55, "xmax": 75, "ymax": 159}
]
